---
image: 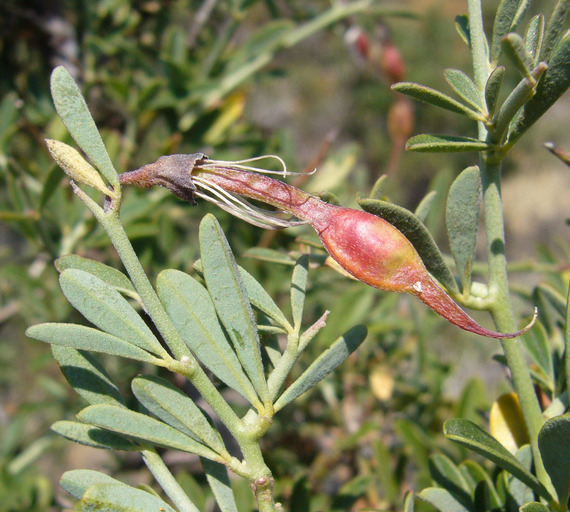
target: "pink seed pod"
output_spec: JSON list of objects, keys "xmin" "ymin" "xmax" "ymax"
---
[{"xmin": 119, "ymin": 154, "xmax": 535, "ymax": 339}]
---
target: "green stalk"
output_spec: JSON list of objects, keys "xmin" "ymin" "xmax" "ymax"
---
[
  {"xmin": 73, "ymin": 186, "xmax": 277, "ymax": 503},
  {"xmin": 467, "ymin": 3, "xmax": 556, "ymax": 499},
  {"xmin": 71, "ymin": 186, "xmax": 244, "ymax": 436},
  {"xmin": 481, "ymin": 157, "xmax": 554, "ymax": 499},
  {"xmin": 142, "ymin": 449, "xmax": 200, "ymax": 512}
]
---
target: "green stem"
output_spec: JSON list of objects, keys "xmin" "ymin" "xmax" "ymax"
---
[
  {"xmin": 142, "ymin": 449, "xmax": 200, "ymax": 512},
  {"xmin": 480, "ymin": 158, "xmax": 555, "ymax": 499},
  {"xmin": 267, "ymin": 333, "xmax": 299, "ymax": 400},
  {"xmin": 72, "ymin": 187, "xmax": 245, "ymax": 441}
]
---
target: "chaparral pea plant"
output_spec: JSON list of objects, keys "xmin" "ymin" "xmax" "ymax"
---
[{"xmin": 17, "ymin": 0, "xmax": 570, "ymax": 511}]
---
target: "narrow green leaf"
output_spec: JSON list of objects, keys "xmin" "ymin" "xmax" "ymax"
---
[
  {"xmin": 52, "ymin": 421, "xmax": 138, "ymax": 451},
  {"xmin": 27, "ymin": 323, "xmax": 159, "ymax": 363},
  {"xmin": 524, "ymin": 15, "xmax": 545, "ymax": 64},
  {"xmin": 429, "ymin": 454, "xmax": 473, "ymax": 503},
  {"xmin": 369, "ymin": 174, "xmax": 389, "ymax": 200},
  {"xmin": 538, "ymin": 414, "xmax": 570, "ymax": 506},
  {"xmin": 373, "ymin": 441, "xmax": 399, "ymax": 503},
  {"xmin": 520, "ymin": 502, "xmax": 551, "ymax": 512},
  {"xmin": 508, "ymin": 445, "xmax": 534, "ymax": 507},
  {"xmin": 461, "ymin": 460, "xmax": 503, "ymax": 509},
  {"xmin": 537, "ymin": 283, "xmax": 567, "ymax": 318},
  {"xmin": 522, "ymin": 321, "xmax": 554, "ymax": 384},
  {"xmin": 455, "ymin": 15, "xmax": 471, "ymax": 48},
  {"xmin": 444, "ymin": 419, "xmax": 553, "ymax": 501},
  {"xmin": 291, "ymin": 255, "xmax": 309, "ymax": 330},
  {"xmin": 509, "ymin": 30, "xmax": 570, "ymax": 144},
  {"xmin": 491, "ymin": 0, "xmax": 532, "ymax": 64},
  {"xmin": 132, "ymin": 375, "xmax": 227, "ymax": 455},
  {"xmin": 392, "ymin": 82, "xmax": 486, "ymax": 122},
  {"xmin": 472, "ymin": 481, "xmax": 492, "ymax": 512},
  {"xmin": 77, "ymin": 404, "xmax": 222, "ymax": 461},
  {"xmin": 417, "ymin": 487, "xmax": 470, "ymax": 512},
  {"xmin": 446, "ymin": 166, "xmax": 481, "ymax": 294},
  {"xmin": 414, "ymin": 190, "xmax": 438, "ymax": 223},
  {"xmin": 444, "ymin": 69, "xmax": 484, "ymax": 112},
  {"xmin": 201, "ymin": 458, "xmax": 239, "ymax": 512},
  {"xmin": 502, "ymin": 33, "xmax": 535, "ymax": 79},
  {"xmin": 199, "ymin": 215, "xmax": 268, "ymax": 402},
  {"xmin": 52, "ymin": 346, "xmax": 125, "ymax": 407},
  {"xmin": 274, "ymin": 325, "xmax": 367, "ymax": 411},
  {"xmin": 60, "ymin": 269, "xmax": 166, "ymax": 357},
  {"xmin": 60, "ymin": 469, "xmax": 125, "ymax": 500},
  {"xmin": 55, "ymin": 255, "xmax": 136, "ymax": 296},
  {"xmin": 243, "ymin": 247, "xmax": 296, "ymax": 265},
  {"xmin": 50, "ymin": 66, "xmax": 117, "ymax": 184},
  {"xmin": 358, "ymin": 198, "xmax": 458, "ymax": 294},
  {"xmin": 406, "ymin": 134, "xmax": 493, "ymax": 153},
  {"xmin": 540, "ymin": 0, "xmax": 570, "ymax": 63},
  {"xmin": 194, "ymin": 259, "xmax": 293, "ymax": 332},
  {"xmin": 80, "ymin": 483, "xmax": 176, "ymax": 511},
  {"xmin": 485, "ymin": 66, "xmax": 505, "ymax": 116},
  {"xmin": 157, "ymin": 269, "xmax": 259, "ymax": 404}
]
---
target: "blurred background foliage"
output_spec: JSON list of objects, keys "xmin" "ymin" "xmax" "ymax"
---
[{"xmin": 0, "ymin": 0, "xmax": 568, "ymax": 510}]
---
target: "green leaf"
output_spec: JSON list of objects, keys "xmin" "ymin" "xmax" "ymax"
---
[
  {"xmin": 414, "ymin": 190, "xmax": 438, "ymax": 223},
  {"xmin": 291, "ymin": 255, "xmax": 309, "ymax": 330},
  {"xmin": 444, "ymin": 69, "xmax": 484, "ymax": 112},
  {"xmin": 403, "ymin": 491, "xmax": 415, "ymax": 512},
  {"xmin": 201, "ymin": 458, "xmax": 239, "ymax": 512},
  {"xmin": 132, "ymin": 375, "xmax": 226, "ymax": 455},
  {"xmin": 79, "ymin": 483, "xmax": 176, "ymax": 511},
  {"xmin": 461, "ymin": 460, "xmax": 503, "ymax": 508},
  {"xmin": 446, "ymin": 166, "xmax": 482, "ymax": 294},
  {"xmin": 274, "ymin": 325, "xmax": 367, "ymax": 411},
  {"xmin": 485, "ymin": 66, "xmax": 505, "ymax": 116},
  {"xmin": 40, "ymin": 166, "xmax": 64, "ymax": 210},
  {"xmin": 510, "ymin": 445, "xmax": 534, "ymax": 507},
  {"xmin": 538, "ymin": 414, "xmax": 570, "ymax": 506},
  {"xmin": 508, "ymin": 30, "xmax": 570, "ymax": 144},
  {"xmin": 51, "ymin": 421, "xmax": 138, "ymax": 451},
  {"xmin": 77, "ymin": 404, "xmax": 222, "ymax": 461},
  {"xmin": 524, "ymin": 15, "xmax": 545, "ymax": 64},
  {"xmin": 502, "ymin": 33, "xmax": 535, "ymax": 79},
  {"xmin": 417, "ymin": 487, "xmax": 470, "ymax": 512},
  {"xmin": 406, "ymin": 134, "xmax": 493, "ymax": 153},
  {"xmin": 52, "ymin": 346, "xmax": 125, "ymax": 407},
  {"xmin": 358, "ymin": 198, "xmax": 458, "ymax": 294},
  {"xmin": 429, "ymin": 454, "xmax": 472, "ymax": 508},
  {"xmin": 157, "ymin": 269, "xmax": 259, "ymax": 404},
  {"xmin": 199, "ymin": 214, "xmax": 268, "ymax": 402},
  {"xmin": 491, "ymin": 0, "xmax": 531, "ymax": 64},
  {"xmin": 193, "ymin": 259, "xmax": 292, "ymax": 332},
  {"xmin": 520, "ymin": 502, "xmax": 551, "ymax": 512},
  {"xmin": 522, "ymin": 321, "xmax": 554, "ymax": 384},
  {"xmin": 392, "ymin": 82, "xmax": 486, "ymax": 122},
  {"xmin": 243, "ymin": 247, "xmax": 296, "ymax": 265},
  {"xmin": 60, "ymin": 469, "xmax": 126, "ymax": 500},
  {"xmin": 60, "ymin": 269, "xmax": 166, "ymax": 357},
  {"xmin": 27, "ymin": 323, "xmax": 159, "ymax": 363},
  {"xmin": 444, "ymin": 419, "xmax": 553, "ymax": 501},
  {"xmin": 50, "ymin": 66, "xmax": 117, "ymax": 184},
  {"xmin": 455, "ymin": 15, "xmax": 471, "ymax": 48},
  {"xmin": 55, "ymin": 255, "xmax": 136, "ymax": 296},
  {"xmin": 540, "ymin": 0, "xmax": 570, "ymax": 63}
]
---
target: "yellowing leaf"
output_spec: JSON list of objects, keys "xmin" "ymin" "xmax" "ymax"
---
[
  {"xmin": 369, "ymin": 364, "xmax": 395, "ymax": 402},
  {"xmin": 489, "ymin": 392, "xmax": 530, "ymax": 454}
]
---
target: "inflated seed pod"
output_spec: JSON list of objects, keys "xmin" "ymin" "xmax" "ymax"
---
[{"xmin": 120, "ymin": 154, "xmax": 535, "ymax": 339}]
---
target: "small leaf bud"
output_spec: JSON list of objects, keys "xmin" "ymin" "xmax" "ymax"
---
[{"xmin": 46, "ymin": 139, "xmax": 115, "ymax": 198}]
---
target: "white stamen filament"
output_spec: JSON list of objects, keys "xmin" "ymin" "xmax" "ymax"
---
[
  {"xmin": 200, "ymin": 154, "xmax": 317, "ymax": 178},
  {"xmin": 192, "ymin": 176, "xmax": 306, "ymax": 230}
]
